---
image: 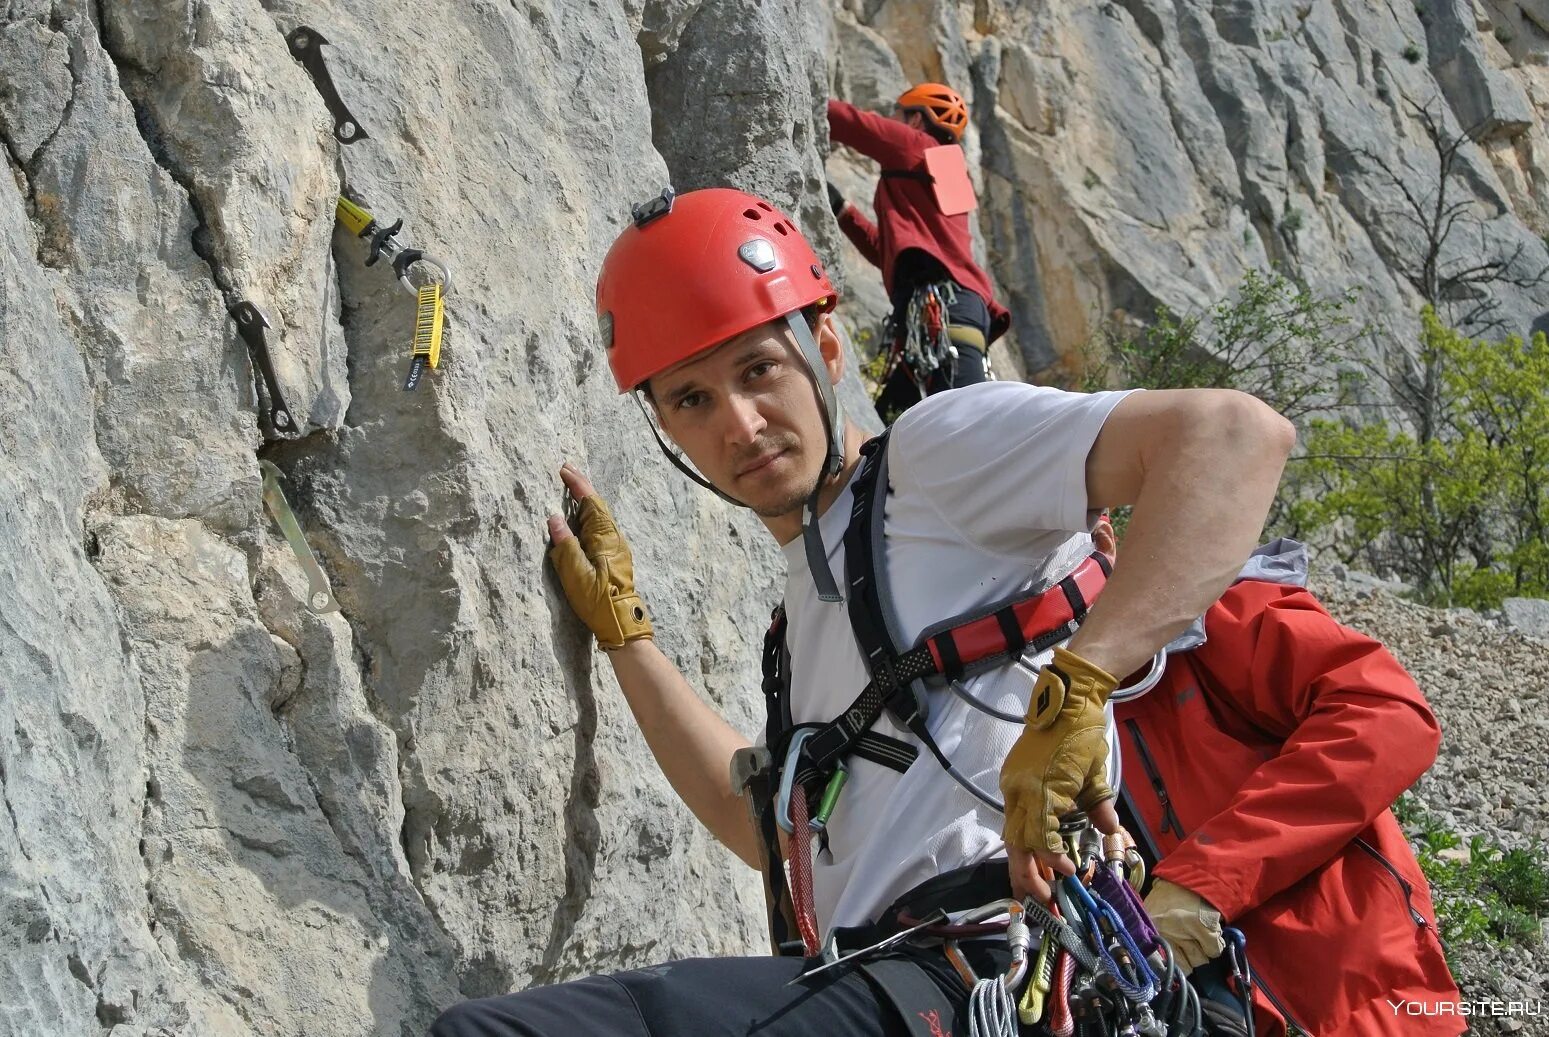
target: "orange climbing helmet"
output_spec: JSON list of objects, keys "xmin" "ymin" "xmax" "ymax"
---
[
  {"xmin": 596, "ymin": 187, "xmax": 838, "ymax": 394},
  {"xmin": 897, "ymin": 82, "xmax": 969, "ymax": 142}
]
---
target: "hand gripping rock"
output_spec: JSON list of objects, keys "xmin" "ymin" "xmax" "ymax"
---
[{"xmin": 548, "ymin": 494, "xmax": 653, "ymax": 650}]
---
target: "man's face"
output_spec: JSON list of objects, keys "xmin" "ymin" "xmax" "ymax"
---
[{"xmin": 648, "ymin": 318, "xmax": 839, "ymax": 519}]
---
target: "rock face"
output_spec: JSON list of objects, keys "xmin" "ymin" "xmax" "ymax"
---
[
  {"xmin": 1, "ymin": 1, "xmax": 1545, "ymax": 1035},
  {"xmin": 827, "ymin": 0, "xmax": 1549, "ymax": 378}
]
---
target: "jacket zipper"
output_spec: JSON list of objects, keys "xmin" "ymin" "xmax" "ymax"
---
[
  {"xmin": 1256, "ymin": 971, "xmax": 1314, "ymax": 1036},
  {"xmin": 1355, "ymin": 837, "xmax": 1430, "ymax": 928},
  {"xmin": 1123, "ymin": 719, "xmax": 1183, "ymax": 838}
]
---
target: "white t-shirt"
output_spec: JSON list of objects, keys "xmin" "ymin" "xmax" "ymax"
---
[{"xmin": 778, "ymin": 381, "xmax": 1135, "ymax": 933}]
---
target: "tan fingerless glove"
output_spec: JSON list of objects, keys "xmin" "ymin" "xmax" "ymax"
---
[
  {"xmin": 999, "ymin": 645, "xmax": 1119, "ymax": 853},
  {"xmin": 548, "ymin": 494, "xmax": 653, "ymax": 650}
]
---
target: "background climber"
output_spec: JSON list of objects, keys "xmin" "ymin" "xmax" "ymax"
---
[
  {"xmin": 1084, "ymin": 517, "xmax": 1464, "ymax": 1035},
  {"xmin": 828, "ymin": 84, "xmax": 1012, "ymax": 422}
]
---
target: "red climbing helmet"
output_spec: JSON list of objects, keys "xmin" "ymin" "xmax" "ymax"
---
[
  {"xmin": 596, "ymin": 187, "xmax": 839, "ymax": 393},
  {"xmin": 897, "ymin": 83, "xmax": 969, "ymax": 142}
]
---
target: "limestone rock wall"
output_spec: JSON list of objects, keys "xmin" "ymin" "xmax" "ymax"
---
[
  {"xmin": 1, "ymin": 1, "xmax": 813, "ymax": 1033},
  {"xmin": 2, "ymin": 2, "xmax": 1546, "ymax": 1035}
]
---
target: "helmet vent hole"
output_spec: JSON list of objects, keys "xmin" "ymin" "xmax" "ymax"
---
[
  {"xmin": 774, "ymin": 222, "xmax": 788, "ymax": 235},
  {"xmin": 757, "ymin": 201, "xmax": 773, "ymax": 211},
  {"xmin": 743, "ymin": 208, "xmax": 761, "ymax": 220}
]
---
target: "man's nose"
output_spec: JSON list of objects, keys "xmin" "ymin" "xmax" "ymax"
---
[{"xmin": 722, "ymin": 392, "xmax": 767, "ymax": 445}]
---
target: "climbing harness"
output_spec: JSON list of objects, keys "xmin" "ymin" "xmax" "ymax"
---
[
  {"xmin": 739, "ymin": 424, "xmax": 1266, "ymax": 1035},
  {"xmin": 762, "ymin": 426, "xmax": 1110, "ymax": 832},
  {"xmin": 259, "ymin": 461, "xmax": 340, "ymax": 615},
  {"xmin": 285, "ymin": 26, "xmax": 368, "ymax": 144},
  {"xmin": 334, "ymin": 195, "xmax": 453, "ymax": 390},
  {"xmin": 778, "ymin": 816, "xmax": 1257, "ymax": 1037},
  {"xmin": 231, "ymin": 301, "xmax": 297, "ymax": 435},
  {"xmin": 751, "ymin": 426, "xmax": 1110, "ymax": 956}
]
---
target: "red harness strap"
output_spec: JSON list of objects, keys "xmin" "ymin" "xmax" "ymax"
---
[
  {"xmin": 799, "ymin": 550, "xmax": 1110, "ymax": 780},
  {"xmin": 924, "ymin": 553, "xmax": 1111, "ymax": 679}
]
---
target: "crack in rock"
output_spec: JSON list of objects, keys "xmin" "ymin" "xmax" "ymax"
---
[{"xmin": 90, "ymin": 0, "xmax": 233, "ymax": 299}]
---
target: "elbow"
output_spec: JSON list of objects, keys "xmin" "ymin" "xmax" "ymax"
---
[
  {"xmin": 1385, "ymin": 689, "xmax": 1443, "ymax": 783},
  {"xmin": 1206, "ymin": 390, "xmax": 1296, "ymax": 467},
  {"xmin": 1410, "ymin": 698, "xmax": 1444, "ymax": 775}
]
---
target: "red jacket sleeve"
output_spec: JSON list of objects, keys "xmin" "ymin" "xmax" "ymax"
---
[
  {"xmin": 828, "ymin": 99, "xmax": 931, "ymax": 169},
  {"xmin": 1152, "ymin": 583, "xmax": 1442, "ymax": 922},
  {"xmin": 838, "ymin": 204, "xmax": 883, "ymax": 268}
]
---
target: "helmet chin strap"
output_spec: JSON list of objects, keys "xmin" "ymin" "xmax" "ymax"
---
[
  {"xmin": 633, "ymin": 391, "xmax": 746, "ymax": 508},
  {"xmin": 636, "ymin": 311, "xmax": 848, "ymax": 602},
  {"xmin": 784, "ymin": 311, "xmax": 846, "ymax": 603}
]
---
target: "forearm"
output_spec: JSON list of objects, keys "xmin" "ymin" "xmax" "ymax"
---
[
  {"xmin": 838, "ymin": 205, "xmax": 883, "ymax": 268},
  {"xmin": 1158, "ymin": 692, "xmax": 1440, "ymax": 918},
  {"xmin": 1073, "ymin": 391, "xmax": 1294, "ymax": 678},
  {"xmin": 828, "ymin": 98, "xmax": 921, "ymax": 166},
  {"xmin": 605, "ymin": 639, "xmax": 760, "ymax": 867}
]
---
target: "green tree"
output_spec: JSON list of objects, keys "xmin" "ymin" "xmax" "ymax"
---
[{"xmin": 1297, "ymin": 309, "xmax": 1549, "ymax": 607}]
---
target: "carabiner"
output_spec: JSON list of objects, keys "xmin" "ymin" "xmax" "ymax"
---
[
  {"xmin": 1109, "ymin": 649, "xmax": 1168, "ymax": 703},
  {"xmin": 1224, "ymin": 927, "xmax": 1251, "ymax": 988},
  {"xmin": 394, "ymin": 250, "xmax": 454, "ymax": 296},
  {"xmin": 774, "ymin": 728, "xmax": 816, "ymax": 834},
  {"xmin": 809, "ymin": 762, "xmax": 849, "ymax": 833}
]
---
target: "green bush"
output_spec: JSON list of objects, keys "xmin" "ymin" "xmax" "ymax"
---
[
  {"xmin": 1074, "ymin": 268, "xmax": 1364, "ymax": 423},
  {"xmin": 1079, "ymin": 275, "xmax": 1549, "ymax": 607},
  {"xmin": 1398, "ymin": 794, "xmax": 1549, "ymax": 968},
  {"xmin": 1296, "ymin": 310, "xmax": 1549, "ymax": 607}
]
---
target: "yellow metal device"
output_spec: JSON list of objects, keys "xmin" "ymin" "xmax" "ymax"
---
[
  {"xmin": 404, "ymin": 282, "xmax": 445, "ymax": 390},
  {"xmin": 335, "ymin": 195, "xmax": 376, "ymax": 237}
]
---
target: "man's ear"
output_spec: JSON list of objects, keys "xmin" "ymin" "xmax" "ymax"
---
[{"xmin": 816, "ymin": 312, "xmax": 845, "ymax": 387}]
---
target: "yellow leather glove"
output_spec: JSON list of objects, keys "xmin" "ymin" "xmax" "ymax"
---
[
  {"xmin": 1000, "ymin": 645, "xmax": 1118, "ymax": 853},
  {"xmin": 547, "ymin": 493, "xmax": 653, "ymax": 650},
  {"xmin": 1144, "ymin": 878, "xmax": 1225, "ymax": 974}
]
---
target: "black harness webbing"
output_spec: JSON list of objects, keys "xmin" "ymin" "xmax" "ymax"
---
[
  {"xmin": 767, "ymin": 430, "xmax": 1110, "ymax": 797},
  {"xmin": 879, "ymin": 168, "xmax": 935, "ymax": 185}
]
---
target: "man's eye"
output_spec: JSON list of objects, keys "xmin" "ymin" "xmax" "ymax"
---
[
  {"xmin": 676, "ymin": 391, "xmax": 707, "ymax": 411},
  {"xmin": 747, "ymin": 360, "xmax": 776, "ymax": 381}
]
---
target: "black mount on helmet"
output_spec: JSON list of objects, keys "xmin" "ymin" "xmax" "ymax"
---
[{"xmin": 631, "ymin": 187, "xmax": 676, "ymax": 227}]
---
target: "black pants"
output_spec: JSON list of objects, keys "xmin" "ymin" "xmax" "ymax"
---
[
  {"xmin": 428, "ymin": 943, "xmax": 1009, "ymax": 1037},
  {"xmin": 874, "ymin": 286, "xmax": 991, "ymax": 425}
]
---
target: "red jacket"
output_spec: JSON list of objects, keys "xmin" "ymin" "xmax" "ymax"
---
[
  {"xmin": 1116, "ymin": 579, "xmax": 1463, "ymax": 1037},
  {"xmin": 827, "ymin": 100, "xmax": 1010, "ymax": 343}
]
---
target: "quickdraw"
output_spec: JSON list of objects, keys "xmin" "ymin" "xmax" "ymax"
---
[
  {"xmin": 334, "ymin": 195, "xmax": 453, "ymax": 390},
  {"xmin": 879, "ymin": 280, "xmax": 959, "ymax": 398},
  {"xmin": 963, "ymin": 814, "xmax": 1246, "ymax": 1037},
  {"xmin": 284, "ymin": 22, "xmax": 456, "ymax": 393},
  {"xmin": 784, "ymin": 812, "xmax": 1257, "ymax": 1037}
]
